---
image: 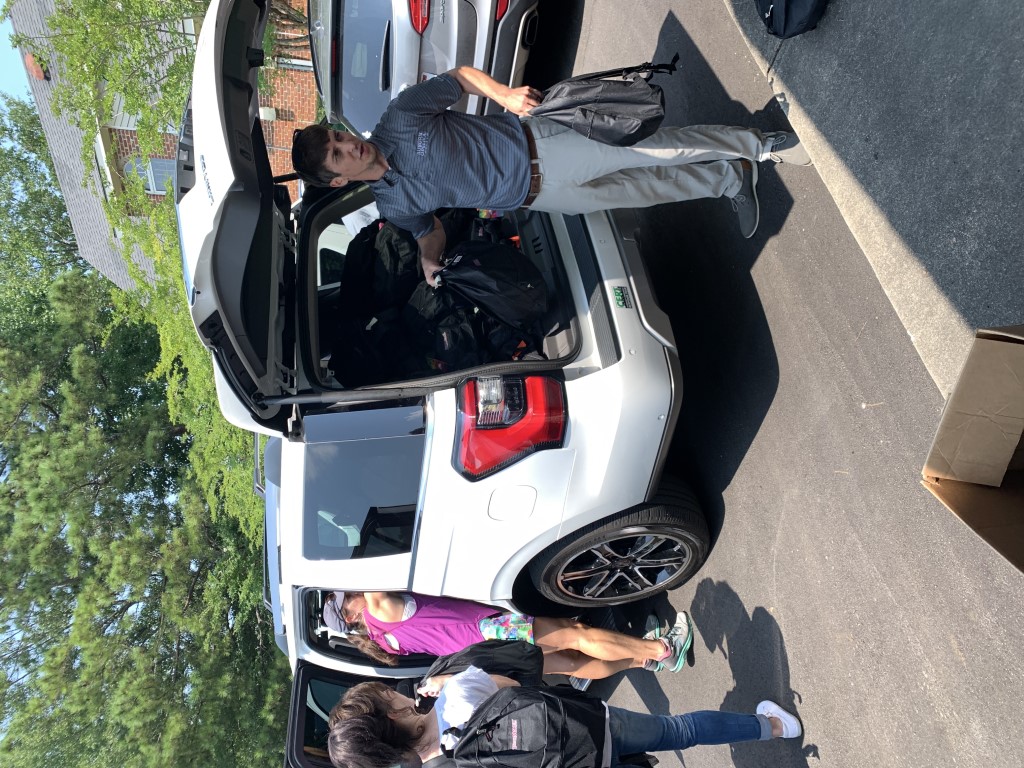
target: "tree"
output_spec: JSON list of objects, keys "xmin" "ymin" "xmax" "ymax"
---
[
  {"xmin": 0, "ymin": 250, "xmax": 290, "ymax": 768},
  {"xmin": 0, "ymin": 93, "xmax": 290, "ymax": 767},
  {"xmin": 0, "ymin": 94, "xmax": 82, "ymax": 340},
  {"xmin": 5, "ymin": 0, "xmax": 207, "ymax": 158},
  {"xmin": 3, "ymin": 0, "xmax": 309, "ymax": 158}
]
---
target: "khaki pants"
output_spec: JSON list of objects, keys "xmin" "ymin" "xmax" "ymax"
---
[{"xmin": 524, "ymin": 117, "xmax": 767, "ymax": 215}]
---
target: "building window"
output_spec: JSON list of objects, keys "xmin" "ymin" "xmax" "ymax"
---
[{"xmin": 124, "ymin": 157, "xmax": 175, "ymax": 195}]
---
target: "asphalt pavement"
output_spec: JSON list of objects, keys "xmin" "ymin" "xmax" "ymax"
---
[{"xmin": 526, "ymin": 2, "xmax": 1024, "ymax": 767}]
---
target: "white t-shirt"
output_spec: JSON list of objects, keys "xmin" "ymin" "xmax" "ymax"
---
[{"xmin": 434, "ymin": 666, "xmax": 498, "ymax": 752}]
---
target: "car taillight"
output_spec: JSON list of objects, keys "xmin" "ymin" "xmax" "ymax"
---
[
  {"xmin": 495, "ymin": 0, "xmax": 509, "ymax": 21},
  {"xmin": 409, "ymin": 0, "xmax": 430, "ymax": 34},
  {"xmin": 454, "ymin": 375, "xmax": 567, "ymax": 480}
]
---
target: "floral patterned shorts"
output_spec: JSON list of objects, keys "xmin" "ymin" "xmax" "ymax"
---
[{"xmin": 478, "ymin": 612, "xmax": 536, "ymax": 644}]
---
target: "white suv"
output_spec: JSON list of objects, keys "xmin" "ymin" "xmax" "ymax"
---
[{"xmin": 177, "ymin": 0, "xmax": 709, "ymax": 682}]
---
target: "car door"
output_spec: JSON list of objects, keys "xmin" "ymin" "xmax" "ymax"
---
[{"xmin": 285, "ymin": 660, "xmax": 417, "ymax": 768}]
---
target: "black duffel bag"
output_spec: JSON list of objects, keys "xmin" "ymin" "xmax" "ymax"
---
[
  {"xmin": 435, "ymin": 240, "xmax": 548, "ymax": 333},
  {"xmin": 529, "ymin": 55, "xmax": 679, "ymax": 147}
]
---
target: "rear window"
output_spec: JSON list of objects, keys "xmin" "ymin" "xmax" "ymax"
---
[
  {"xmin": 301, "ymin": 435, "xmax": 422, "ymax": 560},
  {"xmin": 339, "ymin": 0, "xmax": 393, "ymax": 132}
]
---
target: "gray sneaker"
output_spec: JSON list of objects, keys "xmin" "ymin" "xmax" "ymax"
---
[
  {"xmin": 664, "ymin": 611, "xmax": 695, "ymax": 672},
  {"xmin": 729, "ymin": 160, "xmax": 759, "ymax": 239},
  {"xmin": 643, "ymin": 613, "xmax": 670, "ymax": 639},
  {"xmin": 763, "ymin": 131, "xmax": 813, "ymax": 166}
]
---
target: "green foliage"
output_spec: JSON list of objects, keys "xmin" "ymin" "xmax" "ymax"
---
[
  {"xmin": 0, "ymin": 87, "xmax": 290, "ymax": 768},
  {"xmin": 0, "ymin": 94, "xmax": 81, "ymax": 339},
  {"xmin": 6, "ymin": 0, "xmax": 207, "ymax": 157}
]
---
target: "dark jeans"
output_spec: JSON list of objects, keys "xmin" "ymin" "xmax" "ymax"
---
[{"xmin": 608, "ymin": 706, "xmax": 771, "ymax": 760}]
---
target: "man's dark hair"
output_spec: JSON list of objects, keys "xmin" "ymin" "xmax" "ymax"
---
[
  {"xmin": 292, "ymin": 124, "xmax": 337, "ymax": 187},
  {"xmin": 328, "ymin": 682, "xmax": 421, "ymax": 768}
]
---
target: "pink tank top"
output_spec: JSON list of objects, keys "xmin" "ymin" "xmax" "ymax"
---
[{"xmin": 362, "ymin": 593, "xmax": 499, "ymax": 656}]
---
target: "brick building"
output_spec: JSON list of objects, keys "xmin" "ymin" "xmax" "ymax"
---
[{"xmin": 8, "ymin": 0, "xmax": 318, "ymax": 288}]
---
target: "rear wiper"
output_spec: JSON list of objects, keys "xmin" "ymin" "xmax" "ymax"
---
[{"xmin": 379, "ymin": 20, "xmax": 391, "ymax": 92}]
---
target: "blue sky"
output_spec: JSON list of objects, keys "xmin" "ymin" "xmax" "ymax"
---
[{"xmin": 0, "ymin": 18, "xmax": 31, "ymax": 97}]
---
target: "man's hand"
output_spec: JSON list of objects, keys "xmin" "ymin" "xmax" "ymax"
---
[
  {"xmin": 416, "ymin": 674, "xmax": 454, "ymax": 698},
  {"xmin": 417, "ymin": 216, "xmax": 447, "ymax": 287},
  {"xmin": 450, "ymin": 66, "xmax": 542, "ymax": 117},
  {"xmin": 500, "ymin": 84, "xmax": 543, "ymax": 117}
]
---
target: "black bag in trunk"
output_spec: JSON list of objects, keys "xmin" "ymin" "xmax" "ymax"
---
[
  {"xmin": 371, "ymin": 221, "xmax": 421, "ymax": 310},
  {"xmin": 436, "ymin": 241, "xmax": 549, "ymax": 334},
  {"xmin": 329, "ymin": 308, "xmax": 429, "ymax": 387},
  {"xmin": 404, "ymin": 281, "xmax": 492, "ymax": 373}
]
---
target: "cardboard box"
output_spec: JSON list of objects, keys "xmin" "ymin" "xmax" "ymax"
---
[{"xmin": 922, "ymin": 325, "xmax": 1024, "ymax": 572}]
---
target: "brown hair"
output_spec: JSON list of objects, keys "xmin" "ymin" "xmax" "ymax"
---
[
  {"xmin": 327, "ymin": 682, "xmax": 422, "ymax": 768},
  {"xmin": 291, "ymin": 124, "xmax": 337, "ymax": 187},
  {"xmin": 345, "ymin": 612, "xmax": 399, "ymax": 667}
]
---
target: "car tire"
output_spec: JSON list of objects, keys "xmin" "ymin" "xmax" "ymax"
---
[{"xmin": 527, "ymin": 477, "xmax": 709, "ymax": 608}]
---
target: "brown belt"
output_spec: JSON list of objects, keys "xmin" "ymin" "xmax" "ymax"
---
[{"xmin": 522, "ymin": 123, "xmax": 542, "ymax": 208}]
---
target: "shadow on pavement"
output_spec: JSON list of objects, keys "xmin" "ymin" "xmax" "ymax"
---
[
  {"xmin": 528, "ymin": 6, "xmax": 795, "ymax": 562},
  {"xmin": 638, "ymin": 13, "xmax": 791, "ymax": 548},
  {"xmin": 587, "ymin": 588, "xmax": 817, "ymax": 766},
  {"xmin": 691, "ymin": 578, "xmax": 819, "ymax": 766}
]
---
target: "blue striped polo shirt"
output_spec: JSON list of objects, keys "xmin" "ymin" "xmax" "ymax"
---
[{"xmin": 366, "ymin": 74, "xmax": 531, "ymax": 239}]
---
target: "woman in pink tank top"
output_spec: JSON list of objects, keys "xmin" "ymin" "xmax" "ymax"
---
[{"xmin": 339, "ymin": 591, "xmax": 694, "ymax": 680}]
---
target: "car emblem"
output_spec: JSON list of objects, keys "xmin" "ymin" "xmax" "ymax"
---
[
  {"xmin": 200, "ymin": 154, "xmax": 214, "ymax": 204},
  {"xmin": 612, "ymin": 285, "xmax": 632, "ymax": 309}
]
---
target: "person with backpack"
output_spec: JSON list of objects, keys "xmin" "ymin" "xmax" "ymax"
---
[
  {"xmin": 291, "ymin": 66, "xmax": 813, "ymax": 285},
  {"xmin": 333, "ymin": 590, "xmax": 693, "ymax": 679},
  {"xmin": 325, "ymin": 666, "xmax": 802, "ymax": 768}
]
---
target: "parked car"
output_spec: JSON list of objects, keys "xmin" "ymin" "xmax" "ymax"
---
[
  {"xmin": 176, "ymin": 0, "xmax": 709, "ymax": 687},
  {"xmin": 308, "ymin": 0, "xmax": 540, "ymax": 134}
]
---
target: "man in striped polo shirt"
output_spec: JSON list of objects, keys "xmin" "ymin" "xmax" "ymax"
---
[{"xmin": 292, "ymin": 67, "xmax": 810, "ymax": 285}]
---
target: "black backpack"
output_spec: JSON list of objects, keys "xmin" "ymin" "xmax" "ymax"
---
[
  {"xmin": 443, "ymin": 685, "xmax": 607, "ymax": 768},
  {"xmin": 529, "ymin": 56, "xmax": 679, "ymax": 147},
  {"xmin": 403, "ymin": 281, "xmax": 493, "ymax": 373},
  {"xmin": 755, "ymin": 0, "xmax": 830, "ymax": 39}
]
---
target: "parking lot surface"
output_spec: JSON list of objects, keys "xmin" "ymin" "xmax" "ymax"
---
[{"xmin": 527, "ymin": 2, "xmax": 1024, "ymax": 766}]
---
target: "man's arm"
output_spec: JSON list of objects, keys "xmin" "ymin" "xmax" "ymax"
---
[
  {"xmin": 449, "ymin": 66, "xmax": 541, "ymax": 116},
  {"xmin": 362, "ymin": 591, "xmax": 407, "ymax": 622},
  {"xmin": 417, "ymin": 215, "xmax": 447, "ymax": 287}
]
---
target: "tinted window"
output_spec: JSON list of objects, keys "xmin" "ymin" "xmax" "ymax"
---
[
  {"xmin": 302, "ymin": 436, "xmax": 423, "ymax": 560},
  {"xmin": 293, "ymin": 669, "xmax": 417, "ymax": 768},
  {"xmin": 300, "ymin": 678, "xmax": 346, "ymax": 766},
  {"xmin": 339, "ymin": 0, "xmax": 392, "ymax": 133}
]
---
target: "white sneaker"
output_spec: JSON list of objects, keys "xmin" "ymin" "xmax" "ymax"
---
[{"xmin": 756, "ymin": 700, "xmax": 802, "ymax": 739}]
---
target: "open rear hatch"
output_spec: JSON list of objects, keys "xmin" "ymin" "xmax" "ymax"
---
[{"xmin": 175, "ymin": 0, "xmax": 296, "ymax": 433}]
